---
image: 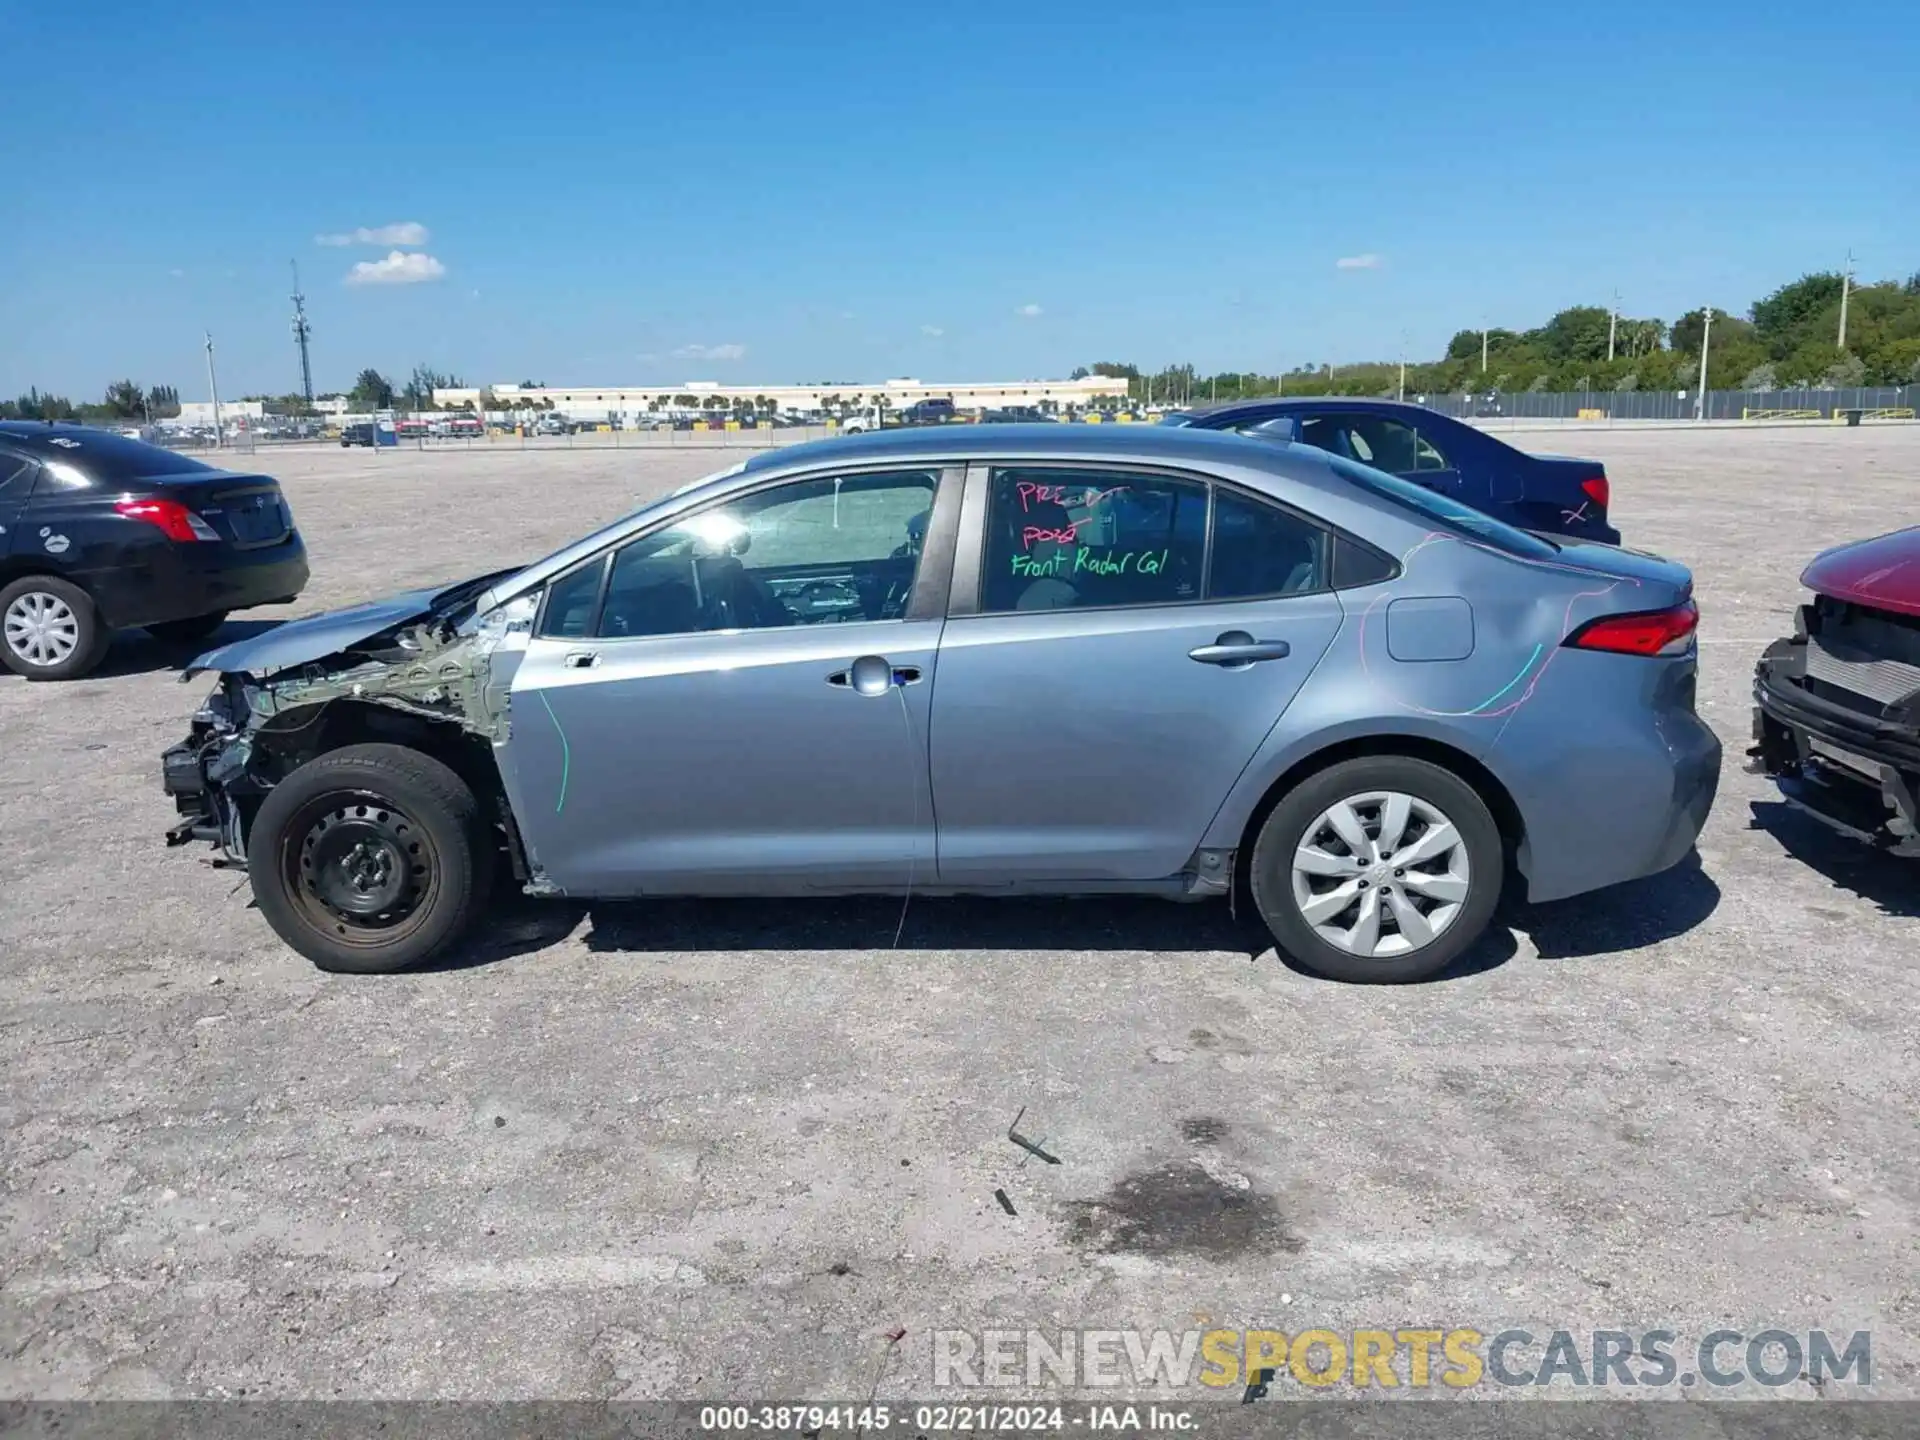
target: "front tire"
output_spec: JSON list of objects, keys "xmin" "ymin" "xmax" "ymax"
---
[
  {"xmin": 0, "ymin": 576, "xmax": 110, "ymax": 681},
  {"xmin": 248, "ymin": 743, "xmax": 493, "ymax": 973},
  {"xmin": 1248, "ymin": 755, "xmax": 1503, "ymax": 983}
]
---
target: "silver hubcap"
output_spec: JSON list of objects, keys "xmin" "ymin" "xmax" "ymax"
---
[
  {"xmin": 1291, "ymin": 790, "xmax": 1471, "ymax": 958},
  {"xmin": 4, "ymin": 592, "xmax": 80, "ymax": 668}
]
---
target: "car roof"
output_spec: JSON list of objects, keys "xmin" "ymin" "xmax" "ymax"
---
[
  {"xmin": 1181, "ymin": 397, "xmax": 1451, "ymax": 423},
  {"xmin": 737, "ymin": 421, "xmax": 1286, "ymax": 473},
  {"xmin": 0, "ymin": 420, "xmax": 221, "ymax": 477}
]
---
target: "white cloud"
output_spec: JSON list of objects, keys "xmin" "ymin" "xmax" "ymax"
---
[
  {"xmin": 317, "ymin": 222, "xmax": 431, "ymax": 248},
  {"xmin": 1336, "ymin": 254, "xmax": 1383, "ymax": 270},
  {"xmin": 1016, "ymin": 303, "xmax": 1043, "ymax": 317},
  {"xmin": 920, "ymin": 324, "xmax": 945, "ymax": 337},
  {"xmin": 344, "ymin": 250, "xmax": 448, "ymax": 286},
  {"xmin": 671, "ymin": 343, "xmax": 747, "ymax": 361}
]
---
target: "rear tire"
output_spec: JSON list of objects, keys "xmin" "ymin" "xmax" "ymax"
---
[
  {"xmin": 0, "ymin": 576, "xmax": 110, "ymax": 681},
  {"xmin": 248, "ymin": 743, "xmax": 493, "ymax": 974},
  {"xmin": 1248, "ymin": 755, "xmax": 1503, "ymax": 984},
  {"xmin": 147, "ymin": 611, "xmax": 228, "ymax": 645}
]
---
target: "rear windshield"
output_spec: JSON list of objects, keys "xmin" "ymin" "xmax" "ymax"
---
[
  {"xmin": 11, "ymin": 428, "xmax": 215, "ymax": 480},
  {"xmin": 1321, "ymin": 454, "xmax": 1558, "ymax": 560}
]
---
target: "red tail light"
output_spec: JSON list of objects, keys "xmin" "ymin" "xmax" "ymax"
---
[
  {"xmin": 1565, "ymin": 600, "xmax": 1698, "ymax": 656},
  {"xmin": 1579, "ymin": 474, "xmax": 1610, "ymax": 509},
  {"xmin": 116, "ymin": 498, "xmax": 220, "ymax": 543}
]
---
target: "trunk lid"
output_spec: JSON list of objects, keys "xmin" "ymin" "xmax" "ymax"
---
[
  {"xmin": 156, "ymin": 471, "xmax": 294, "ymax": 550},
  {"xmin": 1802, "ymin": 526, "xmax": 1920, "ymax": 619},
  {"xmin": 1539, "ymin": 538, "xmax": 1691, "ymax": 601}
]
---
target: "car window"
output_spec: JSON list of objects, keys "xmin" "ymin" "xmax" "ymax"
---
[
  {"xmin": 1294, "ymin": 415, "xmax": 1448, "ymax": 474},
  {"xmin": 594, "ymin": 469, "xmax": 936, "ymax": 638},
  {"xmin": 1322, "ymin": 454, "xmax": 1558, "ymax": 560},
  {"xmin": 0, "ymin": 455, "xmax": 35, "ymax": 499},
  {"xmin": 980, "ymin": 467, "xmax": 1206, "ymax": 613},
  {"xmin": 539, "ymin": 555, "xmax": 608, "ymax": 639},
  {"xmin": 1208, "ymin": 488, "xmax": 1329, "ymax": 598},
  {"xmin": 31, "ymin": 459, "xmax": 93, "ymax": 493}
]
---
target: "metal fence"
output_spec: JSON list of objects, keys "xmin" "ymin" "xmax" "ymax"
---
[
  {"xmin": 1410, "ymin": 385, "xmax": 1919, "ymax": 423},
  {"xmin": 155, "ymin": 423, "xmax": 839, "ymax": 457}
]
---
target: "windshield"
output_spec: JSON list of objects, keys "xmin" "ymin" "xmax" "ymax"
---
[{"xmin": 1321, "ymin": 454, "xmax": 1559, "ymax": 560}]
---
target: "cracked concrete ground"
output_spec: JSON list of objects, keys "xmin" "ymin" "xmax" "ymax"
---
[{"xmin": 1, "ymin": 427, "xmax": 1916, "ymax": 1402}]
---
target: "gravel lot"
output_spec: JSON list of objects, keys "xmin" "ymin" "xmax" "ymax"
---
[{"xmin": 2, "ymin": 426, "xmax": 1917, "ymax": 1403}]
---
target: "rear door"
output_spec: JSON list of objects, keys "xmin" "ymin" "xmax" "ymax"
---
[{"xmin": 927, "ymin": 462, "xmax": 1344, "ymax": 882}]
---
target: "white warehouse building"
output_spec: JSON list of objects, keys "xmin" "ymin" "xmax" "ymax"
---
[{"xmin": 431, "ymin": 375, "xmax": 1129, "ymax": 421}]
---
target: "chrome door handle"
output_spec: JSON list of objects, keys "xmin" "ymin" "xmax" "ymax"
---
[
  {"xmin": 828, "ymin": 654, "xmax": 914, "ymax": 696},
  {"xmin": 563, "ymin": 649, "xmax": 600, "ymax": 669},
  {"xmin": 1189, "ymin": 631, "xmax": 1290, "ymax": 666}
]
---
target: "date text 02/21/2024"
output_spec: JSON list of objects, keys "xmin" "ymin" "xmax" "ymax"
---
[{"xmin": 696, "ymin": 1402, "xmax": 1197, "ymax": 1432}]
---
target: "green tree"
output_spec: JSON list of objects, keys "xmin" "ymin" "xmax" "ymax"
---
[
  {"xmin": 349, "ymin": 368, "xmax": 395, "ymax": 410},
  {"xmin": 1750, "ymin": 273, "xmax": 1845, "ymax": 355},
  {"xmin": 103, "ymin": 379, "xmax": 148, "ymax": 419},
  {"xmin": 1669, "ymin": 309, "xmax": 1753, "ymax": 356},
  {"xmin": 1534, "ymin": 306, "xmax": 1613, "ymax": 364}
]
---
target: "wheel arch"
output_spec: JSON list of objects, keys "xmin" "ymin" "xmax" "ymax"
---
[
  {"xmin": 1232, "ymin": 733, "xmax": 1527, "ymax": 885},
  {"xmin": 247, "ymin": 699, "xmax": 527, "ymax": 880},
  {"xmin": 0, "ymin": 557, "xmax": 88, "ymax": 593}
]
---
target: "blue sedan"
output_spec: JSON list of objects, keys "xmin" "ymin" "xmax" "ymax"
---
[
  {"xmin": 1163, "ymin": 398, "xmax": 1621, "ymax": 544},
  {"xmin": 162, "ymin": 424, "xmax": 1712, "ymax": 983}
]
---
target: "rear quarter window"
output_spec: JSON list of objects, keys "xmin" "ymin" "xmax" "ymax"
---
[{"xmin": 1321, "ymin": 454, "xmax": 1558, "ymax": 561}]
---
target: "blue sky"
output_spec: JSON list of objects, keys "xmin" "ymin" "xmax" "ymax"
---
[{"xmin": 4, "ymin": 0, "xmax": 1915, "ymax": 399}]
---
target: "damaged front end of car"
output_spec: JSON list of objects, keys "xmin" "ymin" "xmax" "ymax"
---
[{"xmin": 161, "ymin": 578, "xmax": 540, "ymax": 880}]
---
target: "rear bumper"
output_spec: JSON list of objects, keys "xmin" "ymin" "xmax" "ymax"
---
[
  {"xmin": 85, "ymin": 535, "xmax": 309, "ymax": 629},
  {"xmin": 1750, "ymin": 647, "xmax": 1920, "ymax": 856},
  {"xmin": 1494, "ymin": 655, "xmax": 1721, "ymax": 903}
]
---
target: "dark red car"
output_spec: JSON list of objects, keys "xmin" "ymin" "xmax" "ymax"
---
[{"xmin": 1750, "ymin": 526, "xmax": 1920, "ymax": 855}]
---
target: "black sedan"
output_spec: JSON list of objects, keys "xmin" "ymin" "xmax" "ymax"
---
[
  {"xmin": 0, "ymin": 422, "xmax": 309, "ymax": 680},
  {"xmin": 1162, "ymin": 398, "xmax": 1620, "ymax": 544}
]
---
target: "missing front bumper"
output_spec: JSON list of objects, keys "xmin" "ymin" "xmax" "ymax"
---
[{"xmin": 1749, "ymin": 698, "xmax": 1920, "ymax": 857}]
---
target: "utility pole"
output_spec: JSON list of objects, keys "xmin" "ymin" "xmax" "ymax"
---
[
  {"xmin": 1695, "ymin": 307, "xmax": 1713, "ymax": 421},
  {"xmin": 1480, "ymin": 324, "xmax": 1489, "ymax": 374},
  {"xmin": 1838, "ymin": 249, "xmax": 1854, "ymax": 350},
  {"xmin": 1398, "ymin": 330, "xmax": 1407, "ymax": 402},
  {"xmin": 1607, "ymin": 290, "xmax": 1620, "ymax": 362},
  {"xmin": 290, "ymin": 260, "xmax": 314, "ymax": 409},
  {"xmin": 205, "ymin": 332, "xmax": 225, "ymax": 448}
]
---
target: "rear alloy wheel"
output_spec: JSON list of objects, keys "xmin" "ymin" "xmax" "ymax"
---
[
  {"xmin": 0, "ymin": 576, "xmax": 109, "ymax": 681},
  {"xmin": 248, "ymin": 743, "xmax": 491, "ymax": 973},
  {"xmin": 147, "ymin": 611, "xmax": 229, "ymax": 646},
  {"xmin": 1249, "ymin": 755, "xmax": 1502, "ymax": 983}
]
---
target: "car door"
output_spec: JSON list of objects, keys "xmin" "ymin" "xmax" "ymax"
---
[
  {"xmin": 501, "ymin": 464, "xmax": 961, "ymax": 896},
  {"xmin": 927, "ymin": 462, "xmax": 1345, "ymax": 883}
]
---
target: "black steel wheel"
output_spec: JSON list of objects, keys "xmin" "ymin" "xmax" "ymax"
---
[{"xmin": 249, "ymin": 744, "xmax": 491, "ymax": 973}]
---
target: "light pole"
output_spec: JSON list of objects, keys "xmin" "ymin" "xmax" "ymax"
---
[
  {"xmin": 1397, "ymin": 329, "xmax": 1407, "ymax": 402},
  {"xmin": 1607, "ymin": 290, "xmax": 1620, "ymax": 362},
  {"xmin": 1695, "ymin": 308, "xmax": 1713, "ymax": 421},
  {"xmin": 204, "ymin": 331, "xmax": 224, "ymax": 449},
  {"xmin": 1838, "ymin": 250, "xmax": 1854, "ymax": 350}
]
